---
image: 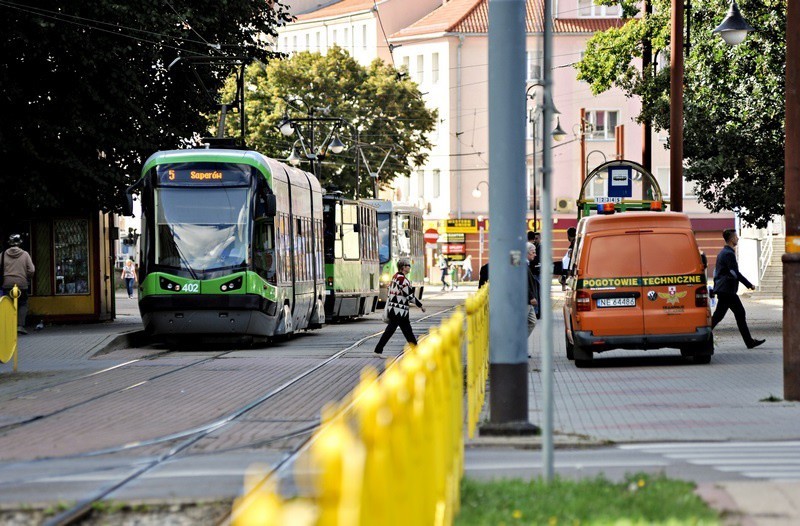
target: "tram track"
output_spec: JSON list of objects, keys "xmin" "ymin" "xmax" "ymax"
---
[
  {"xmin": 34, "ymin": 305, "xmax": 456, "ymax": 526},
  {"xmin": 0, "ymin": 350, "xmax": 235, "ymax": 435}
]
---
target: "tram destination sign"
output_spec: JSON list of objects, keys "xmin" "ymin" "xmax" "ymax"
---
[{"xmin": 156, "ymin": 163, "xmax": 251, "ymax": 186}]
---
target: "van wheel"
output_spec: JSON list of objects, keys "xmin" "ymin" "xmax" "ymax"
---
[
  {"xmin": 575, "ymin": 358, "xmax": 593, "ymax": 368},
  {"xmin": 681, "ymin": 340, "xmax": 714, "ymax": 364},
  {"xmin": 573, "ymin": 343, "xmax": 593, "ymax": 367},
  {"xmin": 565, "ymin": 334, "xmax": 575, "ymax": 360},
  {"xmin": 693, "ymin": 354, "xmax": 712, "ymax": 364}
]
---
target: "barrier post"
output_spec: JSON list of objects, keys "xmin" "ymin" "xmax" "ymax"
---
[{"xmin": 0, "ymin": 285, "xmax": 20, "ymax": 372}]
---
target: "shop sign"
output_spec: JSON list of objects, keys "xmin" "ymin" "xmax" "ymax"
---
[{"xmin": 442, "ymin": 243, "xmax": 465, "ymax": 254}]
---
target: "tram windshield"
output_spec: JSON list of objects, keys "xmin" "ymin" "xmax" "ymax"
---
[{"xmin": 155, "ymin": 187, "xmax": 251, "ymax": 274}]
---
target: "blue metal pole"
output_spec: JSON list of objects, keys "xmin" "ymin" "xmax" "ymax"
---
[
  {"xmin": 541, "ymin": 0, "xmax": 556, "ymax": 481},
  {"xmin": 482, "ymin": 0, "xmax": 538, "ymax": 434}
]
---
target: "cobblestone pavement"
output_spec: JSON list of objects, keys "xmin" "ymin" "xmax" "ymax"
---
[{"xmin": 1, "ymin": 289, "xmax": 798, "ymax": 524}]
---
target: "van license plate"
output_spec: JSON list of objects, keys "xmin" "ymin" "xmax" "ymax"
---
[{"xmin": 597, "ymin": 297, "xmax": 635, "ymax": 308}]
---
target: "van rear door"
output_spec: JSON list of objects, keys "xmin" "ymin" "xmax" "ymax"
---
[
  {"xmin": 579, "ymin": 233, "xmax": 644, "ymax": 337},
  {"xmin": 639, "ymin": 232, "xmax": 707, "ymax": 336}
]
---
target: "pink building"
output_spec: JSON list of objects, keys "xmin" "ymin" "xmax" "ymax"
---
[{"xmin": 277, "ymin": 0, "xmax": 733, "ymax": 276}]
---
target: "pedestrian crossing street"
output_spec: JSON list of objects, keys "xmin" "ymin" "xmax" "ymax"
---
[{"xmin": 620, "ymin": 441, "xmax": 800, "ymax": 481}]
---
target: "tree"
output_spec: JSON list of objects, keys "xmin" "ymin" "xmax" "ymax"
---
[
  {"xmin": 220, "ymin": 46, "xmax": 438, "ymax": 197},
  {"xmin": 0, "ymin": 0, "xmax": 291, "ymax": 217},
  {"xmin": 576, "ymin": 0, "xmax": 785, "ymax": 227}
]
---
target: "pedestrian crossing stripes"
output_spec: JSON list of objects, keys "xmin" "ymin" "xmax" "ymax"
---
[{"xmin": 620, "ymin": 441, "xmax": 800, "ymax": 481}]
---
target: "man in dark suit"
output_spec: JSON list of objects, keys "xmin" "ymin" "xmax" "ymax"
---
[
  {"xmin": 711, "ymin": 229, "xmax": 765, "ymax": 349},
  {"xmin": 478, "ymin": 263, "xmax": 489, "ymax": 289}
]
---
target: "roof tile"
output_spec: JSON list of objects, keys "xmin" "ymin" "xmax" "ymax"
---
[
  {"xmin": 295, "ymin": 0, "xmax": 377, "ymax": 22},
  {"xmin": 391, "ymin": 0, "xmax": 626, "ymax": 39}
]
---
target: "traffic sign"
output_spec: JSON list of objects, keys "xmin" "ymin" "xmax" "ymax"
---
[{"xmin": 424, "ymin": 228, "xmax": 439, "ymax": 244}]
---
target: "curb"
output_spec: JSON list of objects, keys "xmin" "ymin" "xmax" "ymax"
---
[{"xmin": 88, "ymin": 329, "xmax": 150, "ymax": 357}]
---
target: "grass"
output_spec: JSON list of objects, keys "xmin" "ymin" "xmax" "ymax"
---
[
  {"xmin": 759, "ymin": 394, "xmax": 783, "ymax": 402},
  {"xmin": 457, "ymin": 473, "xmax": 720, "ymax": 526}
]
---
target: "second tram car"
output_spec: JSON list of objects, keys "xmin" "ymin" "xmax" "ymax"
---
[
  {"xmin": 322, "ymin": 195, "xmax": 380, "ymax": 320},
  {"xmin": 363, "ymin": 200, "xmax": 425, "ymax": 304},
  {"xmin": 127, "ymin": 149, "xmax": 325, "ymax": 338}
]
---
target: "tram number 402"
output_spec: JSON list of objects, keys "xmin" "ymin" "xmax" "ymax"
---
[{"xmin": 182, "ymin": 282, "xmax": 199, "ymax": 293}]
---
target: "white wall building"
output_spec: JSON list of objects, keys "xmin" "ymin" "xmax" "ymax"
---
[{"xmin": 278, "ymin": 0, "xmax": 734, "ymax": 271}]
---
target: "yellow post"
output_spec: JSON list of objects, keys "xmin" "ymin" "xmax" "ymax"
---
[
  {"xmin": 308, "ymin": 402, "xmax": 365, "ymax": 526},
  {"xmin": 0, "ymin": 285, "xmax": 20, "ymax": 372},
  {"xmin": 352, "ymin": 366, "xmax": 392, "ymax": 526}
]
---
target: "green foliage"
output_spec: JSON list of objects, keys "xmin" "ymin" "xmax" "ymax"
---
[
  {"xmin": 219, "ymin": 46, "xmax": 438, "ymax": 196},
  {"xmin": 576, "ymin": 0, "xmax": 786, "ymax": 227},
  {"xmin": 0, "ymin": 0, "xmax": 290, "ymax": 217},
  {"xmin": 457, "ymin": 473, "xmax": 720, "ymax": 525}
]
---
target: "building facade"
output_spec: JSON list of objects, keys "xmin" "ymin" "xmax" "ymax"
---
[{"xmin": 277, "ymin": 0, "xmax": 734, "ymax": 278}]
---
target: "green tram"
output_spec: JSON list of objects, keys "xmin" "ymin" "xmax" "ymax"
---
[
  {"xmin": 322, "ymin": 195, "xmax": 380, "ymax": 320},
  {"xmin": 126, "ymin": 149, "xmax": 325, "ymax": 338},
  {"xmin": 362, "ymin": 200, "xmax": 425, "ymax": 304}
]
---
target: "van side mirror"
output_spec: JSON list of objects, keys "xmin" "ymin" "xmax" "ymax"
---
[
  {"xmin": 700, "ymin": 252, "xmax": 708, "ymax": 269},
  {"xmin": 256, "ymin": 193, "xmax": 277, "ymax": 217}
]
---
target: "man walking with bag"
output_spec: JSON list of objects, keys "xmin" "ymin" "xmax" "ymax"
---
[
  {"xmin": 711, "ymin": 229, "xmax": 765, "ymax": 349},
  {"xmin": 2, "ymin": 234, "xmax": 35, "ymax": 334}
]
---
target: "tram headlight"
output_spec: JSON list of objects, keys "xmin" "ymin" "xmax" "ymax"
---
[
  {"xmin": 220, "ymin": 276, "xmax": 243, "ymax": 292},
  {"xmin": 159, "ymin": 276, "xmax": 181, "ymax": 291},
  {"xmin": 381, "ymin": 273, "xmax": 391, "ymax": 283}
]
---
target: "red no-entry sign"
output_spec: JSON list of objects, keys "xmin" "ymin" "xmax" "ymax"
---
[{"xmin": 423, "ymin": 228, "xmax": 439, "ymax": 244}]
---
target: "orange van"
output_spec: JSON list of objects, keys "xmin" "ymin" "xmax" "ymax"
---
[{"xmin": 563, "ymin": 211, "xmax": 713, "ymax": 366}]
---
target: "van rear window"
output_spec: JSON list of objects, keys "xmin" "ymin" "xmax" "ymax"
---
[
  {"xmin": 586, "ymin": 235, "xmax": 641, "ymax": 277},
  {"xmin": 640, "ymin": 233, "xmax": 698, "ymax": 275}
]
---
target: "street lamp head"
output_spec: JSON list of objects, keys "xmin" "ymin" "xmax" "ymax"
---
[
  {"xmin": 552, "ymin": 117, "xmax": 568, "ymax": 142},
  {"xmin": 473, "ymin": 180, "xmax": 489, "ymax": 198},
  {"xmin": 278, "ymin": 113, "xmax": 295, "ymax": 137},
  {"xmin": 713, "ymin": 0, "xmax": 755, "ymax": 46},
  {"xmin": 287, "ymin": 146, "xmax": 302, "ymax": 166},
  {"xmin": 327, "ymin": 135, "xmax": 345, "ymax": 154}
]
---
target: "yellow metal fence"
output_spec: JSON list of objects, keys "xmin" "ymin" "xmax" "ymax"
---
[{"xmin": 233, "ymin": 287, "xmax": 490, "ymax": 525}]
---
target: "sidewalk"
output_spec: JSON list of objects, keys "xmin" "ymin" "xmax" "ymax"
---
[
  {"xmin": 5, "ymin": 291, "xmax": 144, "ymax": 374},
  {"xmin": 3, "ymin": 288, "xmax": 797, "ymax": 524}
]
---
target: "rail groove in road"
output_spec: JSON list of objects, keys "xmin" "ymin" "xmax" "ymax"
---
[{"xmin": 29, "ymin": 306, "xmax": 456, "ymax": 526}]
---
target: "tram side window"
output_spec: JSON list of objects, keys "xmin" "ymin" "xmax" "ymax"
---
[
  {"xmin": 317, "ymin": 218, "xmax": 324, "ymax": 278},
  {"xmin": 305, "ymin": 218, "xmax": 313, "ymax": 280},
  {"xmin": 303, "ymin": 219, "xmax": 310, "ymax": 281},
  {"xmin": 278, "ymin": 214, "xmax": 289, "ymax": 283},
  {"xmin": 334, "ymin": 203, "xmax": 343, "ymax": 259},
  {"xmin": 342, "ymin": 203, "xmax": 360, "ymax": 260},
  {"xmin": 397, "ymin": 214, "xmax": 411, "ymax": 257},
  {"xmin": 296, "ymin": 217, "xmax": 306, "ymax": 282},
  {"xmin": 253, "ymin": 219, "xmax": 276, "ymax": 283}
]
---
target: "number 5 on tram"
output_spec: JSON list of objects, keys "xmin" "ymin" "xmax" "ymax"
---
[{"xmin": 125, "ymin": 149, "xmax": 325, "ymax": 339}]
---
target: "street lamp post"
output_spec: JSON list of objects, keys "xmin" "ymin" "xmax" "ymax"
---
[
  {"xmin": 585, "ymin": 150, "xmax": 607, "ymax": 179},
  {"xmin": 671, "ymin": 0, "xmax": 755, "ymax": 211},
  {"xmin": 527, "ymin": 89, "xmax": 564, "ymax": 232},
  {"xmin": 277, "ymin": 99, "xmax": 355, "ymax": 184}
]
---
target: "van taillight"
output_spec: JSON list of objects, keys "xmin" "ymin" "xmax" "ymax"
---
[
  {"xmin": 695, "ymin": 286, "xmax": 708, "ymax": 307},
  {"xmin": 576, "ymin": 290, "xmax": 591, "ymax": 312}
]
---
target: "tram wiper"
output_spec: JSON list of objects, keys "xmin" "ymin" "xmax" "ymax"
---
[{"xmin": 170, "ymin": 227, "xmax": 199, "ymax": 280}]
